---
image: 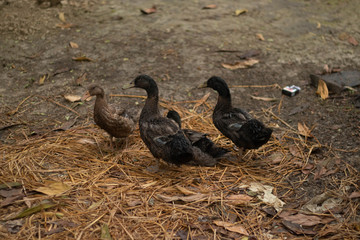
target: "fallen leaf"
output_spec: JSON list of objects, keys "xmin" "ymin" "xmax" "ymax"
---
[
  {"xmin": 54, "ymin": 118, "xmax": 77, "ymax": 131},
  {"xmin": 64, "ymin": 94, "xmax": 82, "ymax": 102},
  {"xmin": 176, "ymin": 185, "xmax": 196, "ymax": 195},
  {"xmin": 256, "ymin": 33, "xmax": 265, "ymax": 41},
  {"xmin": 282, "ymin": 220, "xmax": 316, "ymax": 235},
  {"xmin": 88, "ymin": 199, "xmax": 104, "ymax": 210},
  {"xmin": 0, "ymin": 188, "xmax": 23, "ymax": 198},
  {"xmin": 316, "ymin": 79, "xmax": 329, "ymax": 100},
  {"xmin": 53, "ymin": 67, "xmax": 71, "ymax": 76},
  {"xmin": 348, "ymin": 36, "xmax": 359, "ymax": 46},
  {"xmin": 56, "ymin": 23, "xmax": 74, "ymax": 29},
  {"xmin": 75, "ymin": 72, "xmax": 87, "ymax": 85},
  {"xmin": 298, "ymin": 122, "xmax": 313, "ymax": 137},
  {"xmin": 126, "ymin": 199, "xmax": 142, "ymax": 207},
  {"xmin": 221, "ymin": 59, "xmax": 259, "ymax": 70},
  {"xmin": 35, "ymin": 182, "xmax": 71, "ymax": 196},
  {"xmin": 349, "ymin": 191, "xmax": 360, "ymax": 199},
  {"xmin": 302, "ymin": 192, "xmax": 343, "ymax": 214},
  {"xmin": 314, "ymin": 165, "xmax": 327, "ymax": 180},
  {"xmin": 289, "ymin": 145, "xmax": 302, "ymax": 157},
  {"xmin": 0, "ymin": 195, "xmax": 24, "ymax": 207},
  {"xmin": 101, "ymin": 224, "xmax": 113, "ymax": 240},
  {"xmin": 202, "ymin": 4, "xmax": 217, "ymax": 9},
  {"xmin": 140, "ymin": 5, "xmax": 157, "ymax": 14},
  {"xmin": 240, "ymin": 182, "xmax": 285, "ymax": 212},
  {"xmin": 213, "ymin": 221, "xmax": 249, "ymax": 235},
  {"xmin": 11, "ymin": 201, "xmax": 56, "ymax": 220},
  {"xmin": 316, "ymin": 22, "xmax": 321, "ymax": 29},
  {"xmin": 77, "ymin": 138, "xmax": 96, "ymax": 145},
  {"xmin": 69, "ymin": 41, "xmax": 79, "ymax": 48},
  {"xmin": 281, "ymin": 213, "xmax": 323, "ymax": 226},
  {"xmin": 226, "ymin": 194, "xmax": 252, "ymax": 205},
  {"xmin": 39, "ymin": 74, "xmax": 48, "ymax": 85},
  {"xmin": 157, "ymin": 193, "xmax": 207, "ymax": 202},
  {"xmin": 72, "ymin": 56, "xmax": 93, "ymax": 62},
  {"xmin": 268, "ymin": 152, "xmax": 283, "ymax": 164},
  {"xmin": 235, "ymin": 9, "xmax": 248, "ymax": 16},
  {"xmin": 251, "ymin": 96, "xmax": 278, "ymax": 102},
  {"xmin": 194, "ymin": 92, "xmax": 210, "ymax": 108},
  {"xmin": 59, "ymin": 12, "xmax": 66, "ymax": 23}
]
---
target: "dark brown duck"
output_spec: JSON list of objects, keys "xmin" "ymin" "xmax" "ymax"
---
[
  {"xmin": 82, "ymin": 84, "xmax": 135, "ymax": 146},
  {"xmin": 166, "ymin": 110, "xmax": 229, "ymax": 160},
  {"xmin": 199, "ymin": 76, "xmax": 272, "ymax": 150},
  {"xmin": 122, "ymin": 75, "xmax": 194, "ymax": 165}
]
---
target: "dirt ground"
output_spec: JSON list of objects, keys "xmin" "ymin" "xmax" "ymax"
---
[{"xmin": 0, "ymin": 0, "xmax": 359, "ymax": 239}]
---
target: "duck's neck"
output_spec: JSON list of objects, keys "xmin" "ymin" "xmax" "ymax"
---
[
  {"xmin": 140, "ymin": 86, "xmax": 160, "ymax": 121},
  {"xmin": 214, "ymin": 90, "xmax": 232, "ymax": 112},
  {"xmin": 94, "ymin": 93, "xmax": 107, "ymax": 111}
]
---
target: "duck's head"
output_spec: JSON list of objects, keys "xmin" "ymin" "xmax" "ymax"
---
[
  {"xmin": 122, "ymin": 75, "xmax": 157, "ymax": 90},
  {"xmin": 198, "ymin": 76, "xmax": 230, "ymax": 97},
  {"xmin": 166, "ymin": 110, "xmax": 181, "ymax": 128},
  {"xmin": 82, "ymin": 84, "xmax": 104, "ymax": 101}
]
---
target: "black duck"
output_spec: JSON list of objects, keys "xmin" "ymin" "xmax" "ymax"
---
[
  {"xmin": 122, "ymin": 75, "xmax": 195, "ymax": 166},
  {"xmin": 82, "ymin": 84, "xmax": 135, "ymax": 147},
  {"xmin": 198, "ymin": 76, "xmax": 272, "ymax": 151},
  {"xmin": 166, "ymin": 110, "xmax": 229, "ymax": 159}
]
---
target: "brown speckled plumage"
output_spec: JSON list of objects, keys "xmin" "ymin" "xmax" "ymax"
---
[{"xmin": 84, "ymin": 84, "xmax": 134, "ymax": 145}]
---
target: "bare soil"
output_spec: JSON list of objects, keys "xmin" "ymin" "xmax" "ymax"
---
[{"xmin": 0, "ymin": 0, "xmax": 359, "ymax": 239}]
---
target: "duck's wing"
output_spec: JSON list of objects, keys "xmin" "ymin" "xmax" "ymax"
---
[
  {"xmin": 215, "ymin": 107, "xmax": 252, "ymax": 132},
  {"xmin": 141, "ymin": 116, "xmax": 180, "ymax": 145}
]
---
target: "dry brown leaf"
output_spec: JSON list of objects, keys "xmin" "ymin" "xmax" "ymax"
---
[
  {"xmin": 64, "ymin": 94, "xmax": 82, "ymax": 102},
  {"xmin": 298, "ymin": 122, "xmax": 313, "ymax": 137},
  {"xmin": 35, "ymin": 182, "xmax": 71, "ymax": 196},
  {"xmin": 221, "ymin": 59, "xmax": 259, "ymax": 70},
  {"xmin": 202, "ymin": 4, "xmax": 217, "ymax": 9},
  {"xmin": 75, "ymin": 72, "xmax": 87, "ymax": 85},
  {"xmin": 56, "ymin": 23, "xmax": 74, "ymax": 29},
  {"xmin": 317, "ymin": 22, "xmax": 321, "ymax": 29},
  {"xmin": 235, "ymin": 9, "xmax": 248, "ymax": 16},
  {"xmin": 69, "ymin": 42, "xmax": 79, "ymax": 48},
  {"xmin": 72, "ymin": 56, "xmax": 93, "ymax": 62},
  {"xmin": 281, "ymin": 213, "xmax": 333, "ymax": 227},
  {"xmin": 213, "ymin": 221, "xmax": 249, "ymax": 235},
  {"xmin": 256, "ymin": 33, "xmax": 265, "ymax": 41},
  {"xmin": 140, "ymin": 5, "xmax": 157, "ymax": 14},
  {"xmin": 176, "ymin": 185, "xmax": 196, "ymax": 195},
  {"xmin": 39, "ymin": 74, "xmax": 48, "ymax": 85},
  {"xmin": 59, "ymin": 12, "xmax": 66, "ymax": 23},
  {"xmin": 282, "ymin": 220, "xmax": 317, "ymax": 235},
  {"xmin": 289, "ymin": 145, "xmax": 301, "ymax": 157},
  {"xmin": 126, "ymin": 199, "xmax": 142, "ymax": 207},
  {"xmin": 348, "ymin": 36, "xmax": 359, "ymax": 46},
  {"xmin": 226, "ymin": 194, "xmax": 252, "ymax": 204},
  {"xmin": 349, "ymin": 191, "xmax": 360, "ymax": 199},
  {"xmin": 251, "ymin": 96, "xmax": 278, "ymax": 102},
  {"xmin": 316, "ymin": 79, "xmax": 329, "ymax": 100},
  {"xmin": 194, "ymin": 92, "xmax": 210, "ymax": 108},
  {"xmin": 157, "ymin": 193, "xmax": 206, "ymax": 202}
]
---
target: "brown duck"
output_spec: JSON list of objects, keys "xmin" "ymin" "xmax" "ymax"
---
[{"xmin": 82, "ymin": 84, "xmax": 135, "ymax": 147}]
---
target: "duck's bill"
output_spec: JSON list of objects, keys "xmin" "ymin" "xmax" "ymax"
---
[
  {"xmin": 197, "ymin": 82, "xmax": 208, "ymax": 88},
  {"xmin": 122, "ymin": 82, "xmax": 135, "ymax": 90},
  {"xmin": 81, "ymin": 91, "xmax": 91, "ymax": 101}
]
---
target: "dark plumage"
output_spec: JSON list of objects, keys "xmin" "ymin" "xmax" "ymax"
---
[
  {"xmin": 166, "ymin": 110, "xmax": 229, "ymax": 159},
  {"xmin": 122, "ymin": 75, "xmax": 195, "ymax": 165},
  {"xmin": 199, "ymin": 76, "xmax": 272, "ymax": 150},
  {"xmin": 82, "ymin": 84, "xmax": 135, "ymax": 147}
]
